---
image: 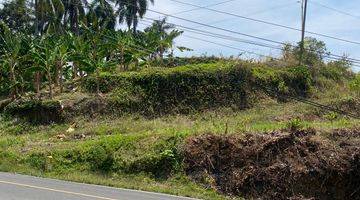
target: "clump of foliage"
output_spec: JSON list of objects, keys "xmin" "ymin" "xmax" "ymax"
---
[
  {"xmin": 281, "ymin": 37, "xmax": 329, "ymax": 67},
  {"xmin": 350, "ymin": 74, "xmax": 360, "ymax": 96},
  {"xmin": 4, "ymin": 99, "xmax": 64, "ymax": 124},
  {"xmin": 24, "ymin": 133, "xmax": 185, "ymax": 179},
  {"xmin": 81, "ymin": 62, "xmax": 314, "ymax": 116},
  {"xmin": 0, "ymin": 17, "xmax": 185, "ymax": 98}
]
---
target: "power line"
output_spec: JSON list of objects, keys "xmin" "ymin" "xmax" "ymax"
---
[
  {"xmin": 2, "ymin": 2, "xmax": 359, "ymax": 118},
  {"xmin": 141, "ymin": 18, "xmax": 360, "ymax": 68},
  {"xmin": 182, "ymin": 34, "xmax": 283, "ymax": 61},
  {"xmin": 140, "ymin": 21, "xmax": 360, "ymax": 119},
  {"xmin": 191, "ymin": 2, "xmax": 298, "ymax": 29},
  {"xmin": 309, "ymin": 1, "xmax": 360, "ymax": 20},
  {"xmin": 172, "ymin": 0, "xmax": 238, "ymax": 15},
  {"xmin": 141, "ymin": 23, "xmax": 360, "ymax": 119},
  {"xmin": 141, "ymin": 18, "xmax": 282, "ymax": 50},
  {"xmin": 168, "ymin": 0, "xmax": 360, "ymax": 46},
  {"xmin": 143, "ymin": 20, "xmax": 283, "ymax": 60},
  {"xmin": 145, "ymin": 9, "xmax": 360, "ymax": 65},
  {"xmin": 3, "ymin": 0, "xmax": 360, "ymax": 68},
  {"xmin": 13, "ymin": 0, "xmax": 360, "ymax": 65}
]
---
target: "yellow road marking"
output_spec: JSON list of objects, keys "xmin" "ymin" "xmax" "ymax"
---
[{"xmin": 0, "ymin": 180, "xmax": 120, "ymax": 200}]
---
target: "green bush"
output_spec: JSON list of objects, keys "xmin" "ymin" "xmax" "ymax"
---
[
  {"xmin": 3, "ymin": 100, "xmax": 64, "ymax": 124},
  {"xmin": 286, "ymin": 118, "xmax": 304, "ymax": 131},
  {"xmin": 86, "ymin": 145, "xmax": 114, "ymax": 171},
  {"xmin": 147, "ymin": 56, "xmax": 223, "ymax": 68},
  {"xmin": 26, "ymin": 153, "xmax": 47, "ymax": 171},
  {"xmin": 26, "ymin": 133, "xmax": 185, "ymax": 178},
  {"xmin": 252, "ymin": 65, "xmax": 312, "ymax": 99},
  {"xmin": 350, "ymin": 75, "xmax": 360, "ymax": 96},
  {"xmin": 120, "ymin": 149, "xmax": 180, "ymax": 178},
  {"xmin": 83, "ymin": 63, "xmax": 313, "ymax": 115}
]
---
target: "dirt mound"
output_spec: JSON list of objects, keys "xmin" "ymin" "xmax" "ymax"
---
[{"xmin": 184, "ymin": 129, "xmax": 360, "ymax": 200}]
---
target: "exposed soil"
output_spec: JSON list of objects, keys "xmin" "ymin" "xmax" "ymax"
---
[{"xmin": 184, "ymin": 128, "xmax": 360, "ymax": 200}]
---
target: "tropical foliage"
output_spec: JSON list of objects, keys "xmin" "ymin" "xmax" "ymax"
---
[{"xmin": 0, "ymin": 0, "xmax": 186, "ymax": 98}]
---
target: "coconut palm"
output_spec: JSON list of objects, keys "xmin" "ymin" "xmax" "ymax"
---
[
  {"xmin": 144, "ymin": 18, "xmax": 183, "ymax": 60},
  {"xmin": 61, "ymin": 0, "xmax": 87, "ymax": 34},
  {"xmin": 115, "ymin": 0, "xmax": 154, "ymax": 32},
  {"xmin": 34, "ymin": 0, "xmax": 65, "ymax": 34},
  {"xmin": 87, "ymin": 0, "xmax": 117, "ymax": 31}
]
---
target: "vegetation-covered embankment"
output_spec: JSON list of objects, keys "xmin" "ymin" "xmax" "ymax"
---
[
  {"xmin": 4, "ymin": 62, "xmax": 313, "ymax": 124},
  {"xmin": 0, "ymin": 59, "xmax": 359, "ymax": 199}
]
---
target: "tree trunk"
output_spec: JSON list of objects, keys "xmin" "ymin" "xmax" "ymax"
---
[
  {"xmin": 10, "ymin": 66, "xmax": 18, "ymax": 99},
  {"xmin": 59, "ymin": 65, "xmax": 64, "ymax": 93},
  {"xmin": 34, "ymin": 72, "xmax": 41, "ymax": 98},
  {"xmin": 54, "ymin": 61, "xmax": 60, "ymax": 87},
  {"xmin": 159, "ymin": 46, "xmax": 164, "ymax": 67},
  {"xmin": 96, "ymin": 69, "xmax": 100, "ymax": 94},
  {"xmin": 120, "ymin": 47, "xmax": 125, "ymax": 71},
  {"xmin": 47, "ymin": 70, "xmax": 53, "ymax": 99},
  {"xmin": 72, "ymin": 63, "xmax": 78, "ymax": 79}
]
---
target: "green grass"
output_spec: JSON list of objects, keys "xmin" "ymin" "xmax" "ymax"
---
[
  {"xmin": 0, "ymin": 65, "xmax": 358, "ymax": 199},
  {"xmin": 1, "ymin": 94, "xmax": 359, "ymax": 199}
]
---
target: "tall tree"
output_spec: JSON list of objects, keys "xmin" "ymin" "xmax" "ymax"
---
[
  {"xmin": 61, "ymin": 0, "xmax": 87, "ymax": 34},
  {"xmin": 115, "ymin": 0, "xmax": 154, "ymax": 32},
  {"xmin": 0, "ymin": 0, "xmax": 34, "ymax": 34},
  {"xmin": 144, "ymin": 18, "xmax": 183, "ymax": 61},
  {"xmin": 86, "ymin": 0, "xmax": 116, "ymax": 31},
  {"xmin": 34, "ymin": 0, "xmax": 65, "ymax": 34}
]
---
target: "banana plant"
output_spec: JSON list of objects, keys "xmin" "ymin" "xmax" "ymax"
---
[
  {"xmin": 30, "ymin": 36, "xmax": 58, "ymax": 98},
  {"xmin": 53, "ymin": 34, "xmax": 71, "ymax": 93},
  {"xmin": 0, "ymin": 23, "xmax": 27, "ymax": 98}
]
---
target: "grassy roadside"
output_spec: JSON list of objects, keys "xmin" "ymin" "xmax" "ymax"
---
[
  {"xmin": 0, "ymin": 62, "xmax": 359, "ymax": 199},
  {"xmin": 0, "ymin": 93, "xmax": 359, "ymax": 199}
]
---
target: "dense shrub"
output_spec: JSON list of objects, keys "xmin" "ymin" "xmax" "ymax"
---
[
  {"xmin": 147, "ymin": 56, "xmax": 223, "ymax": 68},
  {"xmin": 32, "ymin": 134, "xmax": 185, "ymax": 178},
  {"xmin": 3, "ymin": 100, "xmax": 64, "ymax": 124},
  {"xmin": 252, "ymin": 65, "xmax": 312, "ymax": 98},
  {"xmin": 84, "ymin": 63, "xmax": 253, "ymax": 114},
  {"xmin": 350, "ymin": 74, "xmax": 360, "ymax": 96},
  {"xmin": 83, "ymin": 63, "xmax": 313, "ymax": 115},
  {"xmin": 26, "ymin": 153, "xmax": 47, "ymax": 171}
]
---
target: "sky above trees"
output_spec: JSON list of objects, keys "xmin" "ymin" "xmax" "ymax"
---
[
  {"xmin": 144, "ymin": 0, "xmax": 360, "ymax": 71},
  {"xmin": 1, "ymin": 0, "xmax": 358, "ymax": 71}
]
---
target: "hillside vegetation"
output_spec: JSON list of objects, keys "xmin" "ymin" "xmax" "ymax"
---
[
  {"xmin": 0, "ymin": 58, "xmax": 359, "ymax": 200},
  {"xmin": 1, "ymin": 0, "xmax": 360, "ymax": 198}
]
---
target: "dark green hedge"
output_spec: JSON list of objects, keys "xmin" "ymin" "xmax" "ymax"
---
[
  {"xmin": 4, "ymin": 100, "xmax": 64, "ymax": 124},
  {"xmin": 147, "ymin": 56, "xmax": 222, "ymax": 68},
  {"xmin": 82, "ymin": 63, "xmax": 312, "ymax": 115}
]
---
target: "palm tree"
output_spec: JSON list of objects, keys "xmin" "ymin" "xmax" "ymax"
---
[
  {"xmin": 115, "ymin": 0, "xmax": 154, "ymax": 32},
  {"xmin": 144, "ymin": 18, "xmax": 183, "ymax": 61},
  {"xmin": 34, "ymin": 0, "xmax": 65, "ymax": 34},
  {"xmin": 0, "ymin": 0, "xmax": 33, "ymax": 34},
  {"xmin": 61, "ymin": 0, "xmax": 87, "ymax": 35},
  {"xmin": 87, "ymin": 0, "xmax": 117, "ymax": 31}
]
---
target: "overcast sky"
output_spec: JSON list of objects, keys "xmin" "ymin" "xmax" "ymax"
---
[{"xmin": 142, "ymin": 0, "xmax": 360, "ymax": 71}]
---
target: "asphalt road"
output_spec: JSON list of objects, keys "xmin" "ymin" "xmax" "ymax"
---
[{"xmin": 0, "ymin": 172, "xmax": 197, "ymax": 200}]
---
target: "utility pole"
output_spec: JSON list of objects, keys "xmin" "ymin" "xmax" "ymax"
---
[{"xmin": 300, "ymin": 0, "xmax": 308, "ymax": 65}]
